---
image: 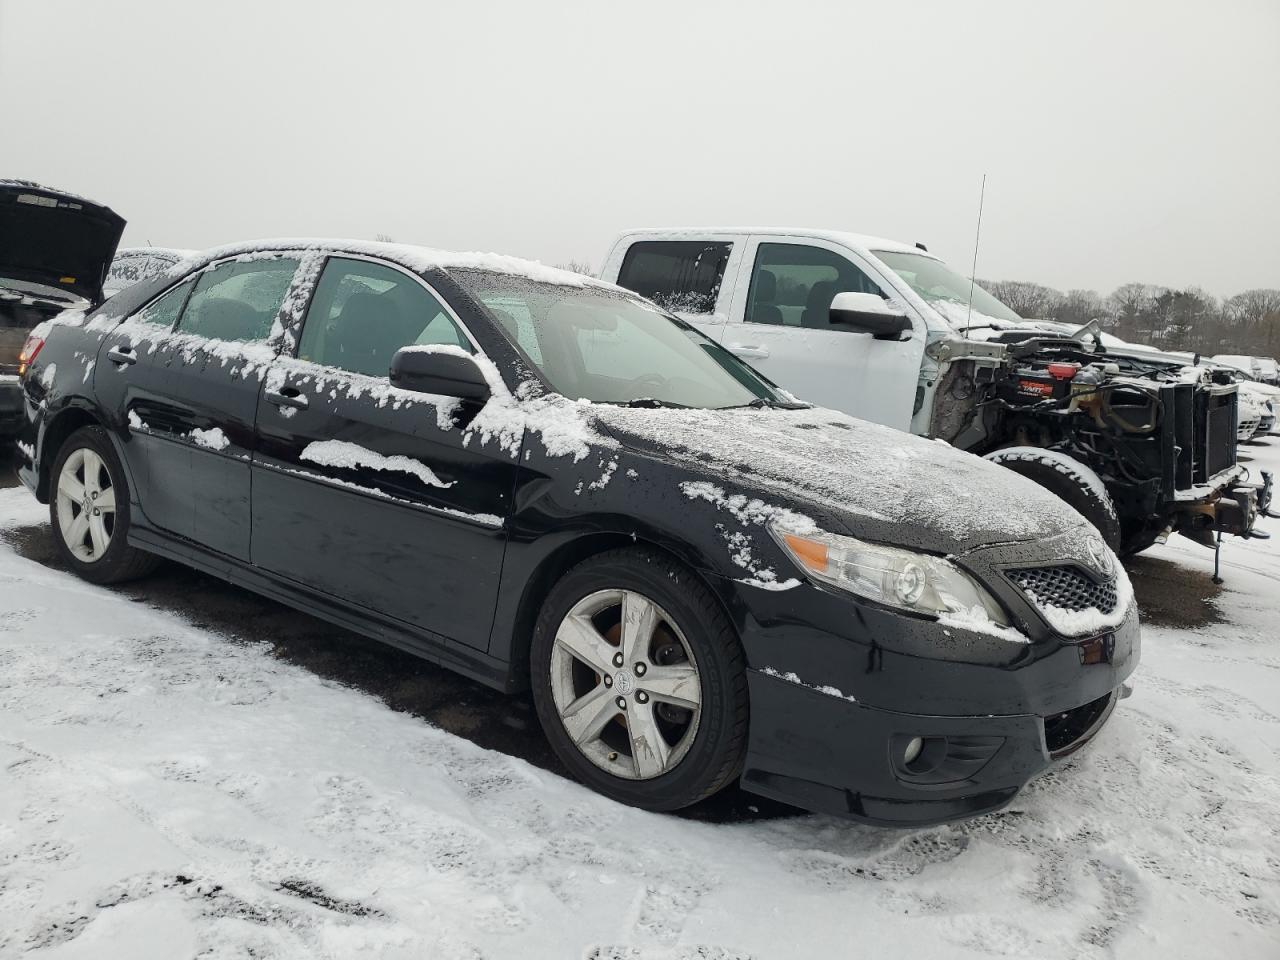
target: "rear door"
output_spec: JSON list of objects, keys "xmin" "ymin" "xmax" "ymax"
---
[
  {"xmin": 720, "ymin": 236, "xmax": 926, "ymax": 429},
  {"xmin": 251, "ymin": 255, "xmax": 515, "ymax": 652},
  {"xmin": 96, "ymin": 254, "xmax": 302, "ymax": 558}
]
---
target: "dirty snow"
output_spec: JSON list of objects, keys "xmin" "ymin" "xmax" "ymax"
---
[
  {"xmin": 300, "ymin": 439, "xmax": 452, "ymax": 489},
  {"xmin": 1, "ymin": 444, "xmax": 1279, "ymax": 958}
]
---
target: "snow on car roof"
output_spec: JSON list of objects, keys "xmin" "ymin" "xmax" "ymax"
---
[
  {"xmin": 188, "ymin": 238, "xmax": 621, "ymax": 290},
  {"xmin": 617, "ymin": 227, "xmax": 935, "ymax": 259},
  {"xmin": 113, "ymin": 246, "xmax": 198, "ymax": 261}
]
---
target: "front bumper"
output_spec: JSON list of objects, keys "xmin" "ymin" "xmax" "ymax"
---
[
  {"xmin": 741, "ymin": 670, "xmax": 1125, "ymax": 827},
  {"xmin": 709, "ymin": 537, "xmax": 1140, "ymax": 827}
]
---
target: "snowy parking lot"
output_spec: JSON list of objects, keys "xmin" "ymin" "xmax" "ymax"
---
[{"xmin": 1, "ymin": 442, "xmax": 1278, "ymax": 960}]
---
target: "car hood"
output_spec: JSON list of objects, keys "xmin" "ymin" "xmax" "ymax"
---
[
  {"xmin": 591, "ymin": 404, "xmax": 1095, "ymax": 556},
  {"xmin": 0, "ymin": 180, "xmax": 125, "ymax": 305}
]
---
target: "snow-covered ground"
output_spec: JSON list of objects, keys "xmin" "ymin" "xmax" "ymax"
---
[{"xmin": 2, "ymin": 445, "xmax": 1279, "ymax": 959}]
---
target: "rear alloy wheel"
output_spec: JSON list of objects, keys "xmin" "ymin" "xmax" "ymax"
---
[
  {"xmin": 531, "ymin": 549, "xmax": 748, "ymax": 811},
  {"xmin": 49, "ymin": 426, "xmax": 159, "ymax": 583},
  {"xmin": 56, "ymin": 446, "xmax": 117, "ymax": 563}
]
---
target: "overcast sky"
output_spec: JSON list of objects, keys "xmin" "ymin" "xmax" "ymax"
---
[{"xmin": 2, "ymin": 0, "xmax": 1277, "ymax": 296}]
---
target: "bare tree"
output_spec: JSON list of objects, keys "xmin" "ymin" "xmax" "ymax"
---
[
  {"xmin": 980, "ymin": 279, "xmax": 1062, "ymax": 319},
  {"xmin": 556, "ymin": 260, "xmax": 596, "ymax": 278}
]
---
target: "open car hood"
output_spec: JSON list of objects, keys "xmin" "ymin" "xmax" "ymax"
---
[{"xmin": 0, "ymin": 180, "xmax": 125, "ymax": 305}]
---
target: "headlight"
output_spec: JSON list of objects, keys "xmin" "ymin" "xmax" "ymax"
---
[{"xmin": 770, "ymin": 522, "xmax": 1010, "ymax": 626}]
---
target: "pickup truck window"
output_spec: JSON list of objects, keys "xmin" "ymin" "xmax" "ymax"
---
[
  {"xmin": 745, "ymin": 243, "xmax": 883, "ymax": 331},
  {"xmin": 616, "ymin": 240, "xmax": 730, "ymax": 315}
]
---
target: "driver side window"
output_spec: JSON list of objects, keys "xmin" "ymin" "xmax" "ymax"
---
[
  {"xmin": 296, "ymin": 258, "xmax": 472, "ymax": 378},
  {"xmin": 745, "ymin": 243, "xmax": 883, "ymax": 332}
]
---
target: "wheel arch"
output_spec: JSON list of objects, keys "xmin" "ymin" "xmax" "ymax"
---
[
  {"xmin": 500, "ymin": 529, "xmax": 735, "ymax": 691},
  {"xmin": 35, "ymin": 403, "xmax": 107, "ymax": 503}
]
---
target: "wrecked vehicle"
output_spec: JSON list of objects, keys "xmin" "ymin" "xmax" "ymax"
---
[
  {"xmin": 9, "ymin": 191, "xmax": 1137, "ymax": 826},
  {"xmin": 601, "ymin": 229, "xmax": 1268, "ymax": 556},
  {"xmin": 1, "ymin": 180, "xmax": 125, "ymax": 437}
]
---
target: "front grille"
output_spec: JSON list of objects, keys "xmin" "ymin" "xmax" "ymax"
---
[
  {"xmin": 1008, "ymin": 565, "xmax": 1118, "ymax": 615},
  {"xmin": 1044, "ymin": 693, "xmax": 1114, "ymax": 757}
]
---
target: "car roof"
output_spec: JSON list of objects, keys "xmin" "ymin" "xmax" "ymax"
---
[
  {"xmin": 188, "ymin": 237, "xmax": 625, "ymax": 292},
  {"xmin": 615, "ymin": 227, "xmax": 937, "ymax": 260}
]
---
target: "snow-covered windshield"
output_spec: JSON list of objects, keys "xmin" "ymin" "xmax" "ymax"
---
[
  {"xmin": 873, "ymin": 251, "xmax": 1022, "ymax": 327},
  {"xmin": 453, "ymin": 271, "xmax": 784, "ymax": 409}
]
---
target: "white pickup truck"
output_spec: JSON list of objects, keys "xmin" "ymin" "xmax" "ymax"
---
[{"xmin": 599, "ymin": 228, "xmax": 1269, "ymax": 555}]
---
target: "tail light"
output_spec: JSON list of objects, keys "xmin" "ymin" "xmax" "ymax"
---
[{"xmin": 17, "ymin": 333, "xmax": 45, "ymax": 377}]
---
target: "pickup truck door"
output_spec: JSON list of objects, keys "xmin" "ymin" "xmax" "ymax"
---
[{"xmin": 719, "ymin": 235, "xmax": 926, "ymax": 431}]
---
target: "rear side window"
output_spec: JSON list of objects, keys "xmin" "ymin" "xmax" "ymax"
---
[
  {"xmin": 616, "ymin": 241, "xmax": 730, "ymax": 315},
  {"xmin": 178, "ymin": 257, "xmax": 300, "ymax": 343},
  {"xmin": 746, "ymin": 243, "xmax": 883, "ymax": 331},
  {"xmin": 297, "ymin": 257, "xmax": 472, "ymax": 378},
  {"xmin": 136, "ymin": 278, "xmax": 196, "ymax": 327}
]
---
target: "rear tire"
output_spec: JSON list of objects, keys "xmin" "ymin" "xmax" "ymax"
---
[
  {"xmin": 49, "ymin": 425, "xmax": 159, "ymax": 584},
  {"xmin": 985, "ymin": 446, "xmax": 1122, "ymax": 551},
  {"xmin": 530, "ymin": 548, "xmax": 748, "ymax": 812}
]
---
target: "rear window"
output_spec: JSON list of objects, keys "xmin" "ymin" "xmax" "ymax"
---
[{"xmin": 615, "ymin": 240, "xmax": 730, "ymax": 315}]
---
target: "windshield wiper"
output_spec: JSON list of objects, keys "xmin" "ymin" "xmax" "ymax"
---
[
  {"xmin": 621, "ymin": 397, "xmax": 688, "ymax": 409},
  {"xmin": 721, "ymin": 397, "xmax": 809, "ymax": 410}
]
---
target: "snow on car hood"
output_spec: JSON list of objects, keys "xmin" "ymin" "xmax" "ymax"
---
[{"xmin": 591, "ymin": 405, "xmax": 1094, "ymax": 554}]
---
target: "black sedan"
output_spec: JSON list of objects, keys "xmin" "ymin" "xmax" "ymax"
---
[{"xmin": 9, "ymin": 194, "xmax": 1140, "ymax": 826}]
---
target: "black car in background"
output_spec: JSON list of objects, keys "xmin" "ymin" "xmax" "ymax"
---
[
  {"xmin": 1, "ymin": 181, "xmax": 125, "ymax": 437},
  {"xmin": 8, "ymin": 189, "xmax": 1140, "ymax": 826}
]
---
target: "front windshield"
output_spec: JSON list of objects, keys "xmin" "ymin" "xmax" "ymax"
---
[
  {"xmin": 873, "ymin": 250, "xmax": 1023, "ymax": 327},
  {"xmin": 453, "ymin": 271, "xmax": 786, "ymax": 409}
]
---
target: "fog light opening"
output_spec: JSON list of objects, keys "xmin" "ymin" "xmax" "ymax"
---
[{"xmin": 902, "ymin": 736, "xmax": 924, "ymax": 766}]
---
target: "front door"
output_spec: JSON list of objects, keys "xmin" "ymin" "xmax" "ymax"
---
[
  {"xmin": 250, "ymin": 255, "xmax": 516, "ymax": 652},
  {"xmin": 720, "ymin": 237, "xmax": 926, "ymax": 430}
]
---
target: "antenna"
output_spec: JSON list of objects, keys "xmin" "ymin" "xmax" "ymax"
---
[{"xmin": 964, "ymin": 173, "xmax": 987, "ymax": 335}]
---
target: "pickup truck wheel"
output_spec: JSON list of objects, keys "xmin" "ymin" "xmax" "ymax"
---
[
  {"xmin": 985, "ymin": 447, "xmax": 1122, "ymax": 551},
  {"xmin": 530, "ymin": 548, "xmax": 748, "ymax": 812},
  {"xmin": 50, "ymin": 426, "xmax": 159, "ymax": 584}
]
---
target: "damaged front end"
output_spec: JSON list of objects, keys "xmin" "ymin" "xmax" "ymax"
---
[{"xmin": 926, "ymin": 332, "xmax": 1270, "ymax": 555}]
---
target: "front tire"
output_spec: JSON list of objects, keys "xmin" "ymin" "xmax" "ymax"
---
[
  {"xmin": 530, "ymin": 548, "xmax": 748, "ymax": 812},
  {"xmin": 985, "ymin": 446, "xmax": 1122, "ymax": 551},
  {"xmin": 49, "ymin": 425, "xmax": 159, "ymax": 584}
]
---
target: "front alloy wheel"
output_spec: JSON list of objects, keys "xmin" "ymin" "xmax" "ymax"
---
[
  {"xmin": 550, "ymin": 589, "xmax": 703, "ymax": 780},
  {"xmin": 531, "ymin": 549, "xmax": 748, "ymax": 812}
]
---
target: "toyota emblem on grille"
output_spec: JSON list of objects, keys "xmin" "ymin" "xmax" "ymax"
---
[{"xmin": 1087, "ymin": 538, "xmax": 1115, "ymax": 579}]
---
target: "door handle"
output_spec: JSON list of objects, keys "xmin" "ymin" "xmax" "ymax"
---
[
  {"xmin": 265, "ymin": 387, "xmax": 309, "ymax": 410},
  {"xmin": 107, "ymin": 346, "xmax": 137, "ymax": 366},
  {"xmin": 727, "ymin": 343, "xmax": 770, "ymax": 360}
]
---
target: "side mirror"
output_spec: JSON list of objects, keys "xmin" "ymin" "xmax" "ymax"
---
[
  {"xmin": 829, "ymin": 291, "xmax": 912, "ymax": 340},
  {"xmin": 389, "ymin": 348, "xmax": 491, "ymax": 402}
]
